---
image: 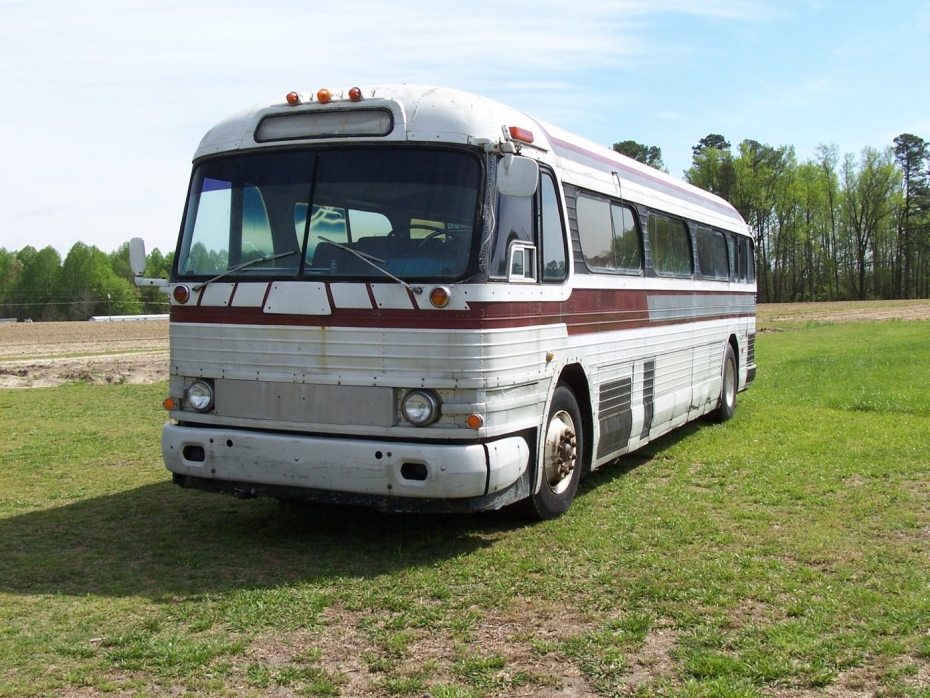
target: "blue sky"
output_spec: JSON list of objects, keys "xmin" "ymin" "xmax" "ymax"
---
[{"xmin": 2, "ymin": 0, "xmax": 928, "ymax": 257}]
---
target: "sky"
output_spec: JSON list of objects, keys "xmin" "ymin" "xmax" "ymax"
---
[{"xmin": 2, "ymin": 0, "xmax": 929, "ymax": 257}]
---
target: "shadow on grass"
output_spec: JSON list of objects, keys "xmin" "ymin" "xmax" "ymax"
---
[
  {"xmin": 0, "ymin": 480, "xmax": 523, "ymax": 599},
  {"xmin": 0, "ymin": 418, "xmax": 709, "ymax": 600}
]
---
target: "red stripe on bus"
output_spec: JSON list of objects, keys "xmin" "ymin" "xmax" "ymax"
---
[{"xmin": 169, "ymin": 288, "xmax": 753, "ymax": 333}]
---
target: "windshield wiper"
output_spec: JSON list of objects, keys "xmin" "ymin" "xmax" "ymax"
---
[
  {"xmin": 192, "ymin": 250, "xmax": 297, "ymax": 292},
  {"xmin": 317, "ymin": 237, "xmax": 423, "ymax": 294}
]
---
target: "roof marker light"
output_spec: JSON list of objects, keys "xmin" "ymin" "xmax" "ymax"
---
[
  {"xmin": 317, "ymin": 88, "xmax": 332, "ymax": 104},
  {"xmin": 348, "ymin": 86, "xmax": 363, "ymax": 101},
  {"xmin": 508, "ymin": 126, "xmax": 535, "ymax": 144},
  {"xmin": 286, "ymin": 91, "xmax": 301, "ymax": 106}
]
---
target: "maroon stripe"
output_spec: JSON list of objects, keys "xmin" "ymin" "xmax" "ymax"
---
[{"xmin": 171, "ymin": 288, "xmax": 753, "ymax": 333}]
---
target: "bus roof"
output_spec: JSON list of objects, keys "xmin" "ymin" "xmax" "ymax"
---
[{"xmin": 194, "ymin": 84, "xmax": 748, "ymax": 235}]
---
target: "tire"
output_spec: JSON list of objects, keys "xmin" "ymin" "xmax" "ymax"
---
[
  {"xmin": 708, "ymin": 343, "xmax": 737, "ymax": 423},
  {"xmin": 527, "ymin": 384, "xmax": 583, "ymax": 520}
]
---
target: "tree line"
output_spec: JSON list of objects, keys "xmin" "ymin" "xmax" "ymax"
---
[
  {"xmin": 615, "ymin": 133, "xmax": 930, "ymax": 303},
  {"xmin": 0, "ymin": 243, "xmax": 172, "ymax": 321},
  {"xmin": 4, "ymin": 131, "xmax": 929, "ymax": 319}
]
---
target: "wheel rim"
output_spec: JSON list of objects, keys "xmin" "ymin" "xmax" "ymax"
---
[
  {"xmin": 723, "ymin": 357, "xmax": 736, "ymax": 407},
  {"xmin": 543, "ymin": 409, "xmax": 577, "ymax": 494}
]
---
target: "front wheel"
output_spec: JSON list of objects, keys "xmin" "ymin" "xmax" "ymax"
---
[
  {"xmin": 527, "ymin": 384, "xmax": 583, "ymax": 520},
  {"xmin": 708, "ymin": 343, "xmax": 737, "ymax": 423}
]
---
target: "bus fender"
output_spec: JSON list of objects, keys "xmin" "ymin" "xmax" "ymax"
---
[{"xmin": 531, "ymin": 354, "xmax": 592, "ymax": 495}]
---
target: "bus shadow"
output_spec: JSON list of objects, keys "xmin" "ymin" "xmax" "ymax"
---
[
  {"xmin": 0, "ymin": 481, "xmax": 520, "ymax": 600},
  {"xmin": 0, "ymin": 420, "xmax": 712, "ymax": 600}
]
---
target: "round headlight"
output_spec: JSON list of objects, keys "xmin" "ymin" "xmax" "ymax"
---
[
  {"xmin": 187, "ymin": 380, "xmax": 214, "ymax": 412},
  {"xmin": 402, "ymin": 390, "xmax": 441, "ymax": 426}
]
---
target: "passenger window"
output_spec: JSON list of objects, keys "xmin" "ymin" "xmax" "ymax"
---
[
  {"xmin": 577, "ymin": 196, "xmax": 614, "ymax": 271},
  {"xmin": 713, "ymin": 232, "xmax": 729, "ymax": 279},
  {"xmin": 728, "ymin": 234, "xmax": 737, "ymax": 280},
  {"xmin": 648, "ymin": 214, "xmax": 692, "ymax": 277},
  {"xmin": 696, "ymin": 227, "xmax": 729, "ymax": 280},
  {"xmin": 736, "ymin": 237, "xmax": 754, "ymax": 282},
  {"xmin": 576, "ymin": 194, "xmax": 642, "ymax": 274},
  {"xmin": 747, "ymin": 239, "xmax": 755, "ymax": 282},
  {"xmin": 611, "ymin": 204, "xmax": 642, "ymax": 272}
]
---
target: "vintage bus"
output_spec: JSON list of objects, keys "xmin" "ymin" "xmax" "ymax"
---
[{"xmin": 130, "ymin": 84, "xmax": 756, "ymax": 519}]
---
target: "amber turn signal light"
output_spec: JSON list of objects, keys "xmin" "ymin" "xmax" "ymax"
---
[
  {"xmin": 429, "ymin": 286, "xmax": 451, "ymax": 308},
  {"xmin": 173, "ymin": 285, "xmax": 191, "ymax": 304}
]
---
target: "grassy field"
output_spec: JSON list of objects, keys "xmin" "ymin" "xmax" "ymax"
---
[{"xmin": 1, "ymin": 318, "xmax": 929, "ymax": 697}]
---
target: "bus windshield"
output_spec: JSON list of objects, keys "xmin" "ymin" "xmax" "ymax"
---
[{"xmin": 176, "ymin": 147, "xmax": 483, "ymax": 281}]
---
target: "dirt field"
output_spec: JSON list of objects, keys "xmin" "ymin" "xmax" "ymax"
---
[
  {"xmin": 0, "ymin": 320, "xmax": 168, "ymax": 388},
  {"xmin": 756, "ymin": 298, "xmax": 930, "ymax": 326},
  {"xmin": 1, "ymin": 299, "xmax": 929, "ymax": 388}
]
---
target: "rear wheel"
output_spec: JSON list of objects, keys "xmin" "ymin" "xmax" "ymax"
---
[
  {"xmin": 527, "ymin": 384, "xmax": 583, "ymax": 520},
  {"xmin": 709, "ymin": 343, "xmax": 737, "ymax": 423}
]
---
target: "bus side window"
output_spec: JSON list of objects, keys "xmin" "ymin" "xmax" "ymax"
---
[
  {"xmin": 728, "ymin": 233, "xmax": 737, "ymax": 281},
  {"xmin": 697, "ymin": 227, "xmax": 729, "ymax": 280},
  {"xmin": 713, "ymin": 230, "xmax": 729, "ymax": 279},
  {"xmin": 576, "ymin": 194, "xmax": 642, "ymax": 274},
  {"xmin": 746, "ymin": 238, "xmax": 756, "ymax": 282},
  {"xmin": 648, "ymin": 214, "xmax": 692, "ymax": 277},
  {"xmin": 540, "ymin": 173, "xmax": 567, "ymax": 281},
  {"xmin": 576, "ymin": 195, "xmax": 614, "ymax": 271},
  {"xmin": 610, "ymin": 204, "xmax": 642, "ymax": 273},
  {"xmin": 736, "ymin": 236, "xmax": 755, "ymax": 282}
]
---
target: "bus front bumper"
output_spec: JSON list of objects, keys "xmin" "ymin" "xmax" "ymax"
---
[{"xmin": 162, "ymin": 423, "xmax": 530, "ymax": 502}]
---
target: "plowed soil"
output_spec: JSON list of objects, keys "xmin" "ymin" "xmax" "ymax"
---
[
  {"xmin": 757, "ymin": 298, "xmax": 930, "ymax": 326},
  {"xmin": 2, "ymin": 299, "xmax": 928, "ymax": 388},
  {"xmin": 0, "ymin": 320, "xmax": 168, "ymax": 388}
]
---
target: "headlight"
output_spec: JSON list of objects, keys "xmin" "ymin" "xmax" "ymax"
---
[
  {"xmin": 187, "ymin": 380, "xmax": 215, "ymax": 412},
  {"xmin": 401, "ymin": 390, "xmax": 441, "ymax": 426}
]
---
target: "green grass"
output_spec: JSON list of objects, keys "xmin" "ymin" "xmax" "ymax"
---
[{"xmin": 1, "ymin": 321, "xmax": 929, "ymax": 696}]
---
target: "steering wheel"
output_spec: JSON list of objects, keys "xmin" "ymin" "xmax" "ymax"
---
[{"xmin": 415, "ymin": 226, "xmax": 465, "ymax": 248}]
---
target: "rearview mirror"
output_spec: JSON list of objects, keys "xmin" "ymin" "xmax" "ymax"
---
[
  {"xmin": 497, "ymin": 155, "xmax": 538, "ymax": 198},
  {"xmin": 129, "ymin": 237, "xmax": 147, "ymax": 276}
]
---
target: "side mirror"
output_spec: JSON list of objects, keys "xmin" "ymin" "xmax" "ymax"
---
[
  {"xmin": 129, "ymin": 237, "xmax": 147, "ymax": 276},
  {"xmin": 497, "ymin": 155, "xmax": 538, "ymax": 198}
]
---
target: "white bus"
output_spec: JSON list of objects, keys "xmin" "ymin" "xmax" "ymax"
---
[{"xmin": 131, "ymin": 85, "xmax": 756, "ymax": 519}]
